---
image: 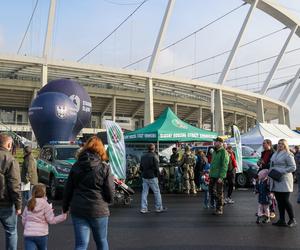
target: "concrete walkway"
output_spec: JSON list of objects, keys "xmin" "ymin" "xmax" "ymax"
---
[{"xmin": 1, "ymin": 190, "xmax": 300, "ymax": 249}]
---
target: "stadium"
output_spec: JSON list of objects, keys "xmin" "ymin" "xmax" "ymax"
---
[{"xmin": 0, "ymin": 0, "xmax": 300, "ymax": 140}]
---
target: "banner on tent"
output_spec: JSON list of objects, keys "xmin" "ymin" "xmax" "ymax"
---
[
  {"xmin": 232, "ymin": 125, "xmax": 243, "ymax": 174},
  {"xmin": 105, "ymin": 120, "xmax": 126, "ymax": 179}
]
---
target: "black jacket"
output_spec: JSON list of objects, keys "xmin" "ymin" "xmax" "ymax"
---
[
  {"xmin": 260, "ymin": 149, "xmax": 275, "ymax": 170},
  {"xmin": 62, "ymin": 151, "xmax": 114, "ymax": 218},
  {"xmin": 0, "ymin": 147, "xmax": 22, "ymax": 210},
  {"xmin": 140, "ymin": 151, "xmax": 159, "ymax": 179},
  {"xmin": 21, "ymin": 153, "xmax": 38, "ymax": 185}
]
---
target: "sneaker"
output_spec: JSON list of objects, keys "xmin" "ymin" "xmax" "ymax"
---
[
  {"xmin": 272, "ymin": 220, "xmax": 287, "ymax": 227},
  {"xmin": 262, "ymin": 216, "xmax": 270, "ymax": 223},
  {"xmin": 155, "ymin": 207, "xmax": 168, "ymax": 213},
  {"xmin": 213, "ymin": 209, "xmax": 223, "ymax": 215},
  {"xmin": 224, "ymin": 198, "xmax": 228, "ymax": 204},
  {"xmin": 140, "ymin": 208, "xmax": 150, "ymax": 214},
  {"xmin": 227, "ymin": 198, "xmax": 234, "ymax": 204},
  {"xmin": 287, "ymin": 219, "xmax": 297, "ymax": 228},
  {"xmin": 270, "ymin": 212, "xmax": 276, "ymax": 219},
  {"xmin": 256, "ymin": 216, "xmax": 261, "ymax": 224}
]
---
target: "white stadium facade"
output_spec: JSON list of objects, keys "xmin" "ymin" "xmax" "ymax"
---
[{"xmin": 0, "ymin": 0, "xmax": 300, "ymax": 140}]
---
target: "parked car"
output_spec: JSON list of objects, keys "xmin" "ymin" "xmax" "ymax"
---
[
  {"xmin": 192, "ymin": 145, "xmax": 259, "ymax": 187},
  {"xmin": 37, "ymin": 142, "xmax": 79, "ymax": 199}
]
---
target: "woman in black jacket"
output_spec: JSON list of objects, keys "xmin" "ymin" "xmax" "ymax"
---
[{"xmin": 62, "ymin": 136, "xmax": 114, "ymax": 250}]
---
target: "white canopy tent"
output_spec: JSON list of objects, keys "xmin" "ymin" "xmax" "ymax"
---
[{"xmin": 238, "ymin": 123, "xmax": 300, "ymax": 146}]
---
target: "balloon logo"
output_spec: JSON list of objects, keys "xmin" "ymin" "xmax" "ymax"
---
[
  {"xmin": 29, "ymin": 79, "xmax": 92, "ymax": 147},
  {"xmin": 38, "ymin": 79, "xmax": 92, "ymax": 138}
]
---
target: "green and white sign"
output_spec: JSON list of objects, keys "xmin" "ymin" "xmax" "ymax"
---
[
  {"xmin": 105, "ymin": 120, "xmax": 126, "ymax": 179},
  {"xmin": 232, "ymin": 125, "xmax": 243, "ymax": 173}
]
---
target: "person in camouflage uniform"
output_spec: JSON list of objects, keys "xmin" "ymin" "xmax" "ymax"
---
[
  {"xmin": 180, "ymin": 145, "xmax": 196, "ymax": 194},
  {"xmin": 169, "ymin": 147, "xmax": 179, "ymax": 193}
]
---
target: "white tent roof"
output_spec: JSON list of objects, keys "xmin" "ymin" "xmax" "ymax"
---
[{"xmin": 240, "ymin": 123, "xmax": 300, "ymax": 145}]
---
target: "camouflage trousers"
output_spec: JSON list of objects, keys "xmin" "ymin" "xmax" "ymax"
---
[
  {"xmin": 209, "ymin": 177, "xmax": 224, "ymax": 211},
  {"xmin": 183, "ymin": 166, "xmax": 196, "ymax": 194},
  {"xmin": 168, "ymin": 165, "xmax": 176, "ymax": 192}
]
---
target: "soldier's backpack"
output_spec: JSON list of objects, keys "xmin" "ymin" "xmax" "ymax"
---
[{"xmin": 0, "ymin": 169, "xmax": 5, "ymax": 200}]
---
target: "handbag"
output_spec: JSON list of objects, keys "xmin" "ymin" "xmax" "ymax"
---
[{"xmin": 268, "ymin": 169, "xmax": 283, "ymax": 182}]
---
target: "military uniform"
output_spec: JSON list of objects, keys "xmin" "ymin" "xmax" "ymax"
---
[
  {"xmin": 169, "ymin": 151, "xmax": 179, "ymax": 193},
  {"xmin": 180, "ymin": 148, "xmax": 196, "ymax": 194}
]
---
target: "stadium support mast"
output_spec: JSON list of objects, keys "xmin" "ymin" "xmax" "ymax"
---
[
  {"xmin": 144, "ymin": 0, "xmax": 175, "ymax": 126},
  {"xmin": 260, "ymin": 25, "xmax": 297, "ymax": 95},
  {"xmin": 215, "ymin": 0, "xmax": 258, "ymax": 135},
  {"xmin": 280, "ymin": 67, "xmax": 300, "ymax": 102},
  {"xmin": 42, "ymin": 0, "xmax": 57, "ymax": 86}
]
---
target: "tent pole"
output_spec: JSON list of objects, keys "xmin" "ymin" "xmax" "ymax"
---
[{"xmin": 157, "ymin": 140, "xmax": 160, "ymax": 154}]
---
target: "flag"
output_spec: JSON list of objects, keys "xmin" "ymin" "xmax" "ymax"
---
[
  {"xmin": 232, "ymin": 125, "xmax": 243, "ymax": 173},
  {"xmin": 104, "ymin": 120, "xmax": 126, "ymax": 179}
]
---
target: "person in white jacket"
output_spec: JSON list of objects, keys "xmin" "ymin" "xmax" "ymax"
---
[
  {"xmin": 269, "ymin": 139, "xmax": 296, "ymax": 227},
  {"xmin": 22, "ymin": 183, "xmax": 67, "ymax": 250}
]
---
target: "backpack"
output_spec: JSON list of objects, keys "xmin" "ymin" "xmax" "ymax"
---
[{"xmin": 0, "ymin": 169, "xmax": 6, "ymax": 200}]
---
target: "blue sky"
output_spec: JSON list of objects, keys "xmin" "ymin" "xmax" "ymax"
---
[{"xmin": 0, "ymin": 0, "xmax": 300, "ymax": 127}]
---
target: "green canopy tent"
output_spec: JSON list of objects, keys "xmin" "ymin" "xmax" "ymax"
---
[{"xmin": 124, "ymin": 107, "xmax": 217, "ymax": 143}]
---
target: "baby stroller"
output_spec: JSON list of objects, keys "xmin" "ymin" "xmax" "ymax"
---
[{"xmin": 114, "ymin": 178, "xmax": 135, "ymax": 206}]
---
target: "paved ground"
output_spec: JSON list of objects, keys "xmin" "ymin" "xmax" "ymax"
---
[{"xmin": 1, "ymin": 189, "xmax": 300, "ymax": 250}]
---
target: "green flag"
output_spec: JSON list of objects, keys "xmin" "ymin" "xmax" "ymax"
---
[{"xmin": 104, "ymin": 120, "xmax": 126, "ymax": 179}]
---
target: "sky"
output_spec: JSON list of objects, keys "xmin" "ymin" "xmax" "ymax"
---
[{"xmin": 0, "ymin": 0, "xmax": 300, "ymax": 127}]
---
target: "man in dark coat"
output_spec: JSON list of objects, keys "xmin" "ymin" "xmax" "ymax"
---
[
  {"xmin": 0, "ymin": 133, "xmax": 22, "ymax": 250},
  {"xmin": 140, "ymin": 143, "xmax": 166, "ymax": 213},
  {"xmin": 21, "ymin": 145, "xmax": 38, "ymax": 204}
]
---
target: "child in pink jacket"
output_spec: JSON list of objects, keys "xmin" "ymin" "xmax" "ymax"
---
[{"xmin": 22, "ymin": 183, "xmax": 67, "ymax": 250}]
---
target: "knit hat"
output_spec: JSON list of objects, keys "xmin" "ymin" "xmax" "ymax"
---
[{"xmin": 214, "ymin": 137, "xmax": 224, "ymax": 143}]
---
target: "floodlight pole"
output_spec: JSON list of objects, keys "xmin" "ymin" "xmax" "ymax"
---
[
  {"xmin": 144, "ymin": 0, "xmax": 175, "ymax": 126},
  {"xmin": 215, "ymin": 0, "xmax": 258, "ymax": 135},
  {"xmin": 42, "ymin": 0, "xmax": 57, "ymax": 86}
]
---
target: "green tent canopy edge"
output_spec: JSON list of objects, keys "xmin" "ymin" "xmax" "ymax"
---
[{"xmin": 124, "ymin": 107, "xmax": 217, "ymax": 142}]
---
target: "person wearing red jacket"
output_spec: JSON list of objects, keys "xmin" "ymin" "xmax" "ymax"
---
[{"xmin": 225, "ymin": 145, "xmax": 238, "ymax": 204}]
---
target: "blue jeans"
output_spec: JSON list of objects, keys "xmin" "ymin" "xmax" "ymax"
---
[
  {"xmin": 141, "ymin": 177, "xmax": 163, "ymax": 210},
  {"xmin": 204, "ymin": 190, "xmax": 209, "ymax": 207},
  {"xmin": 72, "ymin": 215, "xmax": 109, "ymax": 250},
  {"xmin": 24, "ymin": 236, "xmax": 48, "ymax": 250},
  {"xmin": 23, "ymin": 191, "xmax": 30, "ymax": 205},
  {"xmin": 297, "ymin": 173, "xmax": 300, "ymax": 203},
  {"xmin": 0, "ymin": 206, "xmax": 18, "ymax": 250}
]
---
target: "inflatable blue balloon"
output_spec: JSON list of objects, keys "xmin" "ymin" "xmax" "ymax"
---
[
  {"xmin": 38, "ymin": 79, "xmax": 92, "ymax": 138},
  {"xmin": 29, "ymin": 92, "xmax": 78, "ymax": 147}
]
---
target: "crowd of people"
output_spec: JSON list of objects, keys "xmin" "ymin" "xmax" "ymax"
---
[
  {"xmin": 140, "ymin": 137, "xmax": 299, "ymax": 224},
  {"xmin": 0, "ymin": 134, "xmax": 114, "ymax": 250},
  {"xmin": 0, "ymin": 132, "xmax": 300, "ymax": 250}
]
